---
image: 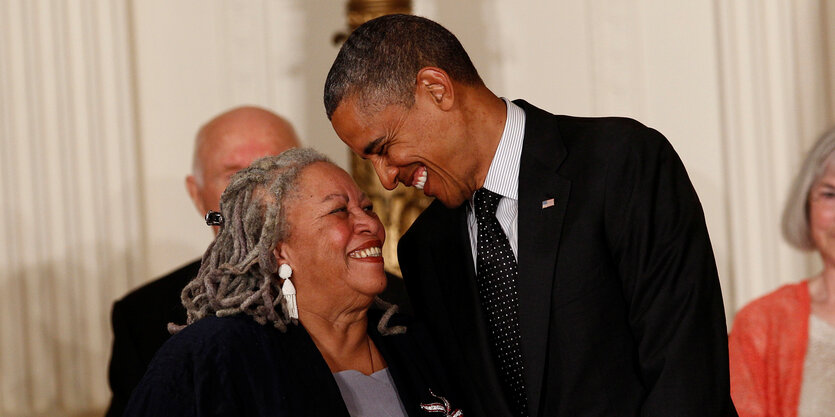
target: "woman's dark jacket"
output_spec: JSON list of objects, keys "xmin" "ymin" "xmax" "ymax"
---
[{"xmin": 123, "ymin": 310, "xmax": 463, "ymax": 417}]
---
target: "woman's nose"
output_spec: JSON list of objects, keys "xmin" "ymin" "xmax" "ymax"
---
[{"xmin": 353, "ymin": 207, "xmax": 384, "ymax": 236}]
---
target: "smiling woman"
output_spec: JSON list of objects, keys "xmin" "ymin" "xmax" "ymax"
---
[
  {"xmin": 122, "ymin": 148, "xmax": 462, "ymax": 417},
  {"xmin": 730, "ymin": 126, "xmax": 835, "ymax": 417},
  {"xmin": 276, "ymin": 161, "xmax": 390, "ymax": 322}
]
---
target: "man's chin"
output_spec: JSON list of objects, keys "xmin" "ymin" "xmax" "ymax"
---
[
  {"xmin": 412, "ymin": 183, "xmax": 467, "ymax": 208},
  {"xmin": 434, "ymin": 192, "xmax": 468, "ymax": 208}
]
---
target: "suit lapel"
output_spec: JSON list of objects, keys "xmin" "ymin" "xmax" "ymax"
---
[
  {"xmin": 515, "ymin": 100, "xmax": 569, "ymax": 417},
  {"xmin": 429, "ymin": 203, "xmax": 513, "ymax": 415},
  {"xmin": 430, "ymin": 205, "xmax": 477, "ymax": 316}
]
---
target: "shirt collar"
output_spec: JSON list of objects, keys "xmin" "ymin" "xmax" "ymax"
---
[{"xmin": 481, "ymin": 98, "xmax": 526, "ymax": 200}]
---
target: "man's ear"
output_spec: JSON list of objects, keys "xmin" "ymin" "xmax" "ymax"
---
[
  {"xmin": 186, "ymin": 175, "xmax": 206, "ymax": 216},
  {"xmin": 416, "ymin": 67, "xmax": 454, "ymax": 110}
]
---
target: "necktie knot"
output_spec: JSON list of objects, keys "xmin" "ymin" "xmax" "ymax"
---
[{"xmin": 475, "ymin": 188, "xmax": 501, "ymax": 217}]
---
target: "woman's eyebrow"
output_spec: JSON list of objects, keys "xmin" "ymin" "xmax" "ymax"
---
[
  {"xmin": 321, "ymin": 193, "xmax": 347, "ymax": 202},
  {"xmin": 320, "ymin": 192, "xmax": 368, "ymax": 203}
]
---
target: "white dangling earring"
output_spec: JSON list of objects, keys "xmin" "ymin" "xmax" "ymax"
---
[{"xmin": 278, "ymin": 264, "xmax": 298, "ymax": 320}]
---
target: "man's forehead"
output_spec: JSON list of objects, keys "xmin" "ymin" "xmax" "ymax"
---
[
  {"xmin": 334, "ymin": 97, "xmax": 404, "ymax": 132},
  {"xmin": 336, "ymin": 92, "xmax": 398, "ymax": 121},
  {"xmin": 333, "ymin": 96, "xmax": 368, "ymax": 123},
  {"xmin": 332, "ymin": 102, "xmax": 373, "ymax": 142}
]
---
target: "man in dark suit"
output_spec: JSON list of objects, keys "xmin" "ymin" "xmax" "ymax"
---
[
  {"xmin": 325, "ymin": 14, "xmax": 736, "ymax": 417},
  {"xmin": 105, "ymin": 106, "xmax": 301, "ymax": 417}
]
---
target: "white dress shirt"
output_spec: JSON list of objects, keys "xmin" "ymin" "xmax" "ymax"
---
[{"xmin": 467, "ymin": 98, "xmax": 526, "ymax": 266}]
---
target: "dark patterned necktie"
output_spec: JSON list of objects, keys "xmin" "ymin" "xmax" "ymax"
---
[{"xmin": 474, "ymin": 188, "xmax": 528, "ymax": 417}]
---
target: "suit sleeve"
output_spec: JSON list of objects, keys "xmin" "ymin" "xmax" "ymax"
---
[
  {"xmin": 603, "ymin": 127, "xmax": 736, "ymax": 416},
  {"xmin": 107, "ymin": 301, "xmax": 148, "ymax": 417}
]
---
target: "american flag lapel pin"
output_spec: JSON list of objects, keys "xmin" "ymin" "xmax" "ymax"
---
[{"xmin": 541, "ymin": 198, "xmax": 555, "ymax": 209}]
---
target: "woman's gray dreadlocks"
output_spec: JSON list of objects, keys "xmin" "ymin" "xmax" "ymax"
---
[{"xmin": 168, "ymin": 148, "xmax": 403, "ymax": 335}]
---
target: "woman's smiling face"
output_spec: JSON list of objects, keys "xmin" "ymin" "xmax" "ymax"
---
[
  {"xmin": 275, "ymin": 162, "xmax": 387, "ymax": 311},
  {"xmin": 809, "ymin": 163, "xmax": 835, "ymax": 268}
]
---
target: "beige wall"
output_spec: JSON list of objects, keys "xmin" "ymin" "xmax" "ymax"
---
[
  {"xmin": 133, "ymin": 0, "xmax": 348, "ymax": 280},
  {"xmin": 1, "ymin": 0, "xmax": 833, "ymax": 415}
]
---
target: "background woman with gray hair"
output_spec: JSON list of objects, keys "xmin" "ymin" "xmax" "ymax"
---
[
  {"xmin": 123, "ymin": 148, "xmax": 462, "ymax": 417},
  {"xmin": 729, "ymin": 126, "xmax": 835, "ymax": 417}
]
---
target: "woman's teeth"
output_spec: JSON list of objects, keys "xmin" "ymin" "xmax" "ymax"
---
[
  {"xmin": 349, "ymin": 247, "xmax": 382, "ymax": 259},
  {"xmin": 414, "ymin": 169, "xmax": 427, "ymax": 190}
]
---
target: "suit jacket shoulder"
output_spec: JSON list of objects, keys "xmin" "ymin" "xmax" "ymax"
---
[
  {"xmin": 113, "ymin": 259, "xmax": 199, "ymax": 326},
  {"xmin": 107, "ymin": 259, "xmax": 200, "ymax": 417},
  {"xmin": 114, "ymin": 260, "xmax": 199, "ymax": 313},
  {"xmin": 514, "ymin": 99, "xmax": 673, "ymax": 169}
]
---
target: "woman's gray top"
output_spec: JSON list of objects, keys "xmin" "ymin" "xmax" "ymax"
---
[{"xmin": 333, "ymin": 367, "xmax": 409, "ymax": 417}]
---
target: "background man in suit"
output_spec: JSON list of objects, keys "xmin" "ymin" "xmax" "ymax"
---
[
  {"xmin": 106, "ymin": 106, "xmax": 300, "ymax": 417},
  {"xmin": 325, "ymin": 14, "xmax": 736, "ymax": 416}
]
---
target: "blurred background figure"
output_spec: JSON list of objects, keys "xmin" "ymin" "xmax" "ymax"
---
[
  {"xmin": 729, "ymin": 126, "xmax": 835, "ymax": 417},
  {"xmin": 106, "ymin": 106, "xmax": 301, "ymax": 417}
]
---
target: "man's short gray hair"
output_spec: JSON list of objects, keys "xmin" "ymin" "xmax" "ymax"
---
[{"xmin": 782, "ymin": 126, "xmax": 835, "ymax": 250}]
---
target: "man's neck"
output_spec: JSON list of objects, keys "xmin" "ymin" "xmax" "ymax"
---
[{"xmin": 460, "ymin": 86, "xmax": 508, "ymax": 190}]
